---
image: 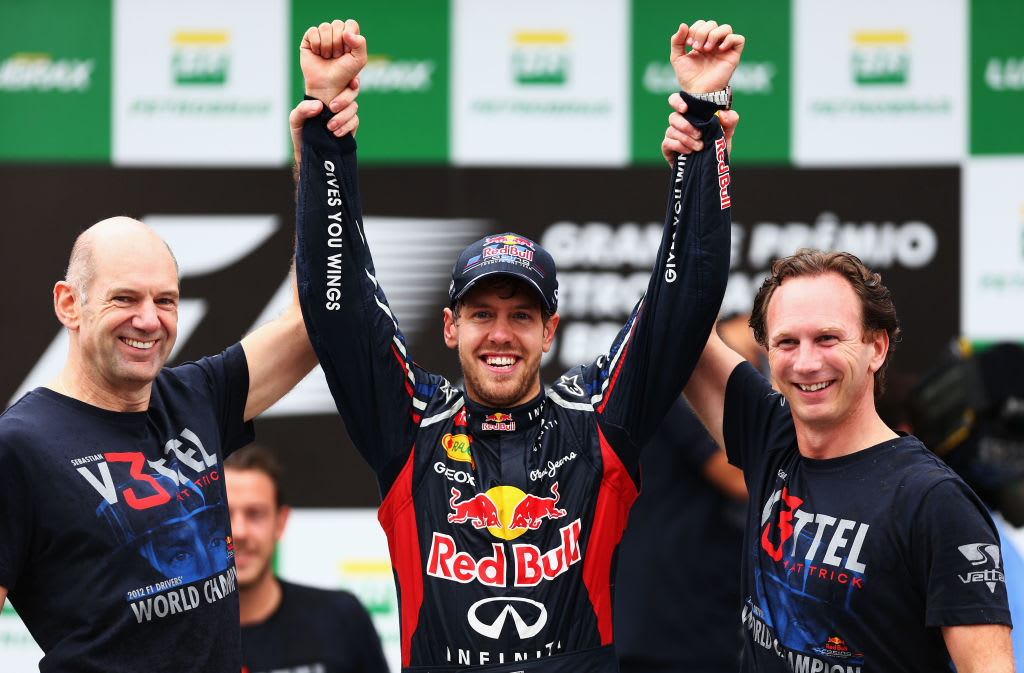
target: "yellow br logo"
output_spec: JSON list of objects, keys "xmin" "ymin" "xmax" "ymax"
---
[{"xmin": 442, "ymin": 433, "xmax": 474, "ymax": 469}]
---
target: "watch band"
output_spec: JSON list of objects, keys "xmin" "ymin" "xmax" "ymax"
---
[{"xmin": 687, "ymin": 85, "xmax": 732, "ymax": 111}]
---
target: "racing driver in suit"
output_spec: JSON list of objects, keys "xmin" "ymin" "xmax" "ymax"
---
[{"xmin": 294, "ymin": 18, "xmax": 743, "ymax": 673}]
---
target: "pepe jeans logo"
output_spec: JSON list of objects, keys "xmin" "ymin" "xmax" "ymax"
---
[{"xmin": 467, "ymin": 597, "xmax": 547, "ymax": 639}]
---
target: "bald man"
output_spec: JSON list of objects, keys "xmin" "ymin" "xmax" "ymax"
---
[
  {"xmin": 0, "ymin": 26, "xmax": 365, "ymax": 673},
  {"xmin": 0, "ymin": 216, "xmax": 322, "ymax": 671}
]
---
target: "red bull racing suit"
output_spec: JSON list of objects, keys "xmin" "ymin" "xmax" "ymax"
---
[{"xmin": 295, "ymin": 94, "xmax": 731, "ymax": 672}]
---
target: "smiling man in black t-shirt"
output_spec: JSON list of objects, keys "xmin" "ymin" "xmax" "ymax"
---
[{"xmin": 678, "ymin": 243, "xmax": 1015, "ymax": 671}]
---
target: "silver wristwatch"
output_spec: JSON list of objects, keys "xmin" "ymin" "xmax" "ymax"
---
[{"xmin": 687, "ymin": 85, "xmax": 732, "ymax": 110}]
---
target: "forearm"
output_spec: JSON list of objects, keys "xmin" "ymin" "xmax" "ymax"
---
[
  {"xmin": 599, "ymin": 94, "xmax": 731, "ymax": 443},
  {"xmin": 240, "ymin": 270, "xmax": 318, "ymax": 421},
  {"xmin": 295, "ymin": 109, "xmax": 414, "ymax": 471},
  {"xmin": 942, "ymin": 623, "xmax": 1015, "ymax": 673}
]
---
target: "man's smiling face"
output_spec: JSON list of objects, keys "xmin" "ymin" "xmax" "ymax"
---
[
  {"xmin": 73, "ymin": 226, "xmax": 179, "ymax": 397},
  {"xmin": 443, "ymin": 277, "xmax": 558, "ymax": 409},
  {"xmin": 765, "ymin": 272, "xmax": 887, "ymax": 432}
]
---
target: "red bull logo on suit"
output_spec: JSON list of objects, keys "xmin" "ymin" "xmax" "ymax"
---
[
  {"xmin": 426, "ymin": 519, "xmax": 582, "ymax": 587},
  {"xmin": 430, "ymin": 482, "xmax": 580, "ymax": 586},
  {"xmin": 446, "ymin": 483, "xmax": 567, "ymax": 541},
  {"xmin": 481, "ymin": 412, "xmax": 516, "ymax": 431}
]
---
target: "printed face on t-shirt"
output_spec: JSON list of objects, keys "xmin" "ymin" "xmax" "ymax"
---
[{"xmin": 139, "ymin": 509, "xmax": 228, "ymax": 581}]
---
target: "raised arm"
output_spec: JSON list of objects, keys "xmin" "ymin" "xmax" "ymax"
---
[
  {"xmin": 238, "ymin": 21, "xmax": 366, "ymax": 422},
  {"xmin": 683, "ymin": 330, "xmax": 744, "ymax": 450},
  {"xmin": 239, "ymin": 270, "xmax": 319, "ymax": 421},
  {"xmin": 660, "ymin": 21, "xmax": 748, "ymax": 449},
  {"xmin": 294, "ymin": 20, "xmax": 435, "ymax": 484},
  {"xmin": 587, "ymin": 22, "xmax": 742, "ymax": 454}
]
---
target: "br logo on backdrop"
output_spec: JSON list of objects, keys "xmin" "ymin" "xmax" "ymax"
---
[
  {"xmin": 511, "ymin": 31, "xmax": 570, "ymax": 86},
  {"xmin": 11, "ymin": 215, "xmax": 488, "ymax": 415}
]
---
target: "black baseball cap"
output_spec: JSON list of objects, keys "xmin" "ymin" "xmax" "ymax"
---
[{"xmin": 449, "ymin": 233, "xmax": 558, "ymax": 312}]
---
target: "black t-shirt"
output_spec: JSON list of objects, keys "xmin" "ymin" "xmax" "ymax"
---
[
  {"xmin": 0, "ymin": 345, "xmax": 253, "ymax": 672},
  {"xmin": 241, "ymin": 579, "xmax": 389, "ymax": 673},
  {"xmin": 724, "ymin": 363, "xmax": 1011, "ymax": 672},
  {"xmin": 614, "ymin": 396, "xmax": 744, "ymax": 673}
]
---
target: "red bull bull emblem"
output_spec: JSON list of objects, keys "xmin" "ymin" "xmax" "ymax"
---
[
  {"xmin": 482, "ymin": 412, "xmax": 516, "ymax": 431},
  {"xmin": 447, "ymin": 488, "xmax": 501, "ymax": 529},
  {"xmin": 485, "ymin": 234, "xmax": 535, "ymax": 249},
  {"xmin": 446, "ymin": 483, "xmax": 567, "ymax": 541},
  {"xmin": 441, "ymin": 433, "xmax": 474, "ymax": 468},
  {"xmin": 508, "ymin": 483, "xmax": 566, "ymax": 530}
]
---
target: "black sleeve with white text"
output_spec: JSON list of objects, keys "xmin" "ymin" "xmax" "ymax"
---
[
  {"xmin": 295, "ymin": 105, "xmax": 438, "ymax": 494},
  {"xmin": 580, "ymin": 94, "xmax": 731, "ymax": 472}
]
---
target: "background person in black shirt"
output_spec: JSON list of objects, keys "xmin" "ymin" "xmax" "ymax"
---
[{"xmin": 226, "ymin": 444, "xmax": 389, "ymax": 673}]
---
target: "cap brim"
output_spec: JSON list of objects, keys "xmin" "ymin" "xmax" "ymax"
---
[{"xmin": 451, "ymin": 269, "xmax": 553, "ymax": 311}]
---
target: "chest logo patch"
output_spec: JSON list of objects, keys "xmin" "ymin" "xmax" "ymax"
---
[
  {"xmin": 442, "ymin": 433, "xmax": 474, "ymax": 468},
  {"xmin": 481, "ymin": 412, "xmax": 516, "ymax": 431},
  {"xmin": 447, "ymin": 483, "xmax": 568, "ymax": 541}
]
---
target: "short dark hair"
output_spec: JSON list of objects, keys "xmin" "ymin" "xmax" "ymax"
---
[
  {"xmin": 224, "ymin": 444, "xmax": 286, "ymax": 507},
  {"xmin": 452, "ymin": 275, "xmax": 555, "ymax": 324},
  {"xmin": 749, "ymin": 249, "xmax": 901, "ymax": 395}
]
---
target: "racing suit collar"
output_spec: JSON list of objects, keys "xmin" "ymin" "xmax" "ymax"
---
[{"xmin": 463, "ymin": 388, "xmax": 546, "ymax": 435}]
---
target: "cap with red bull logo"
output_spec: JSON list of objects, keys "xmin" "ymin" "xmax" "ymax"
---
[{"xmin": 449, "ymin": 232, "xmax": 558, "ymax": 312}]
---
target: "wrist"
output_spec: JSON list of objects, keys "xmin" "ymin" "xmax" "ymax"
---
[
  {"xmin": 684, "ymin": 85, "xmax": 732, "ymax": 111},
  {"xmin": 304, "ymin": 87, "xmax": 339, "ymax": 106}
]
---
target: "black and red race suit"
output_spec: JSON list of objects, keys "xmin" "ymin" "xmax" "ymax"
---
[{"xmin": 295, "ymin": 94, "xmax": 732, "ymax": 672}]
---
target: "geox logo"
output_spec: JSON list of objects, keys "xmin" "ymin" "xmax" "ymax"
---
[
  {"xmin": 958, "ymin": 543, "xmax": 1004, "ymax": 594},
  {"xmin": 0, "ymin": 53, "xmax": 94, "ymax": 92}
]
